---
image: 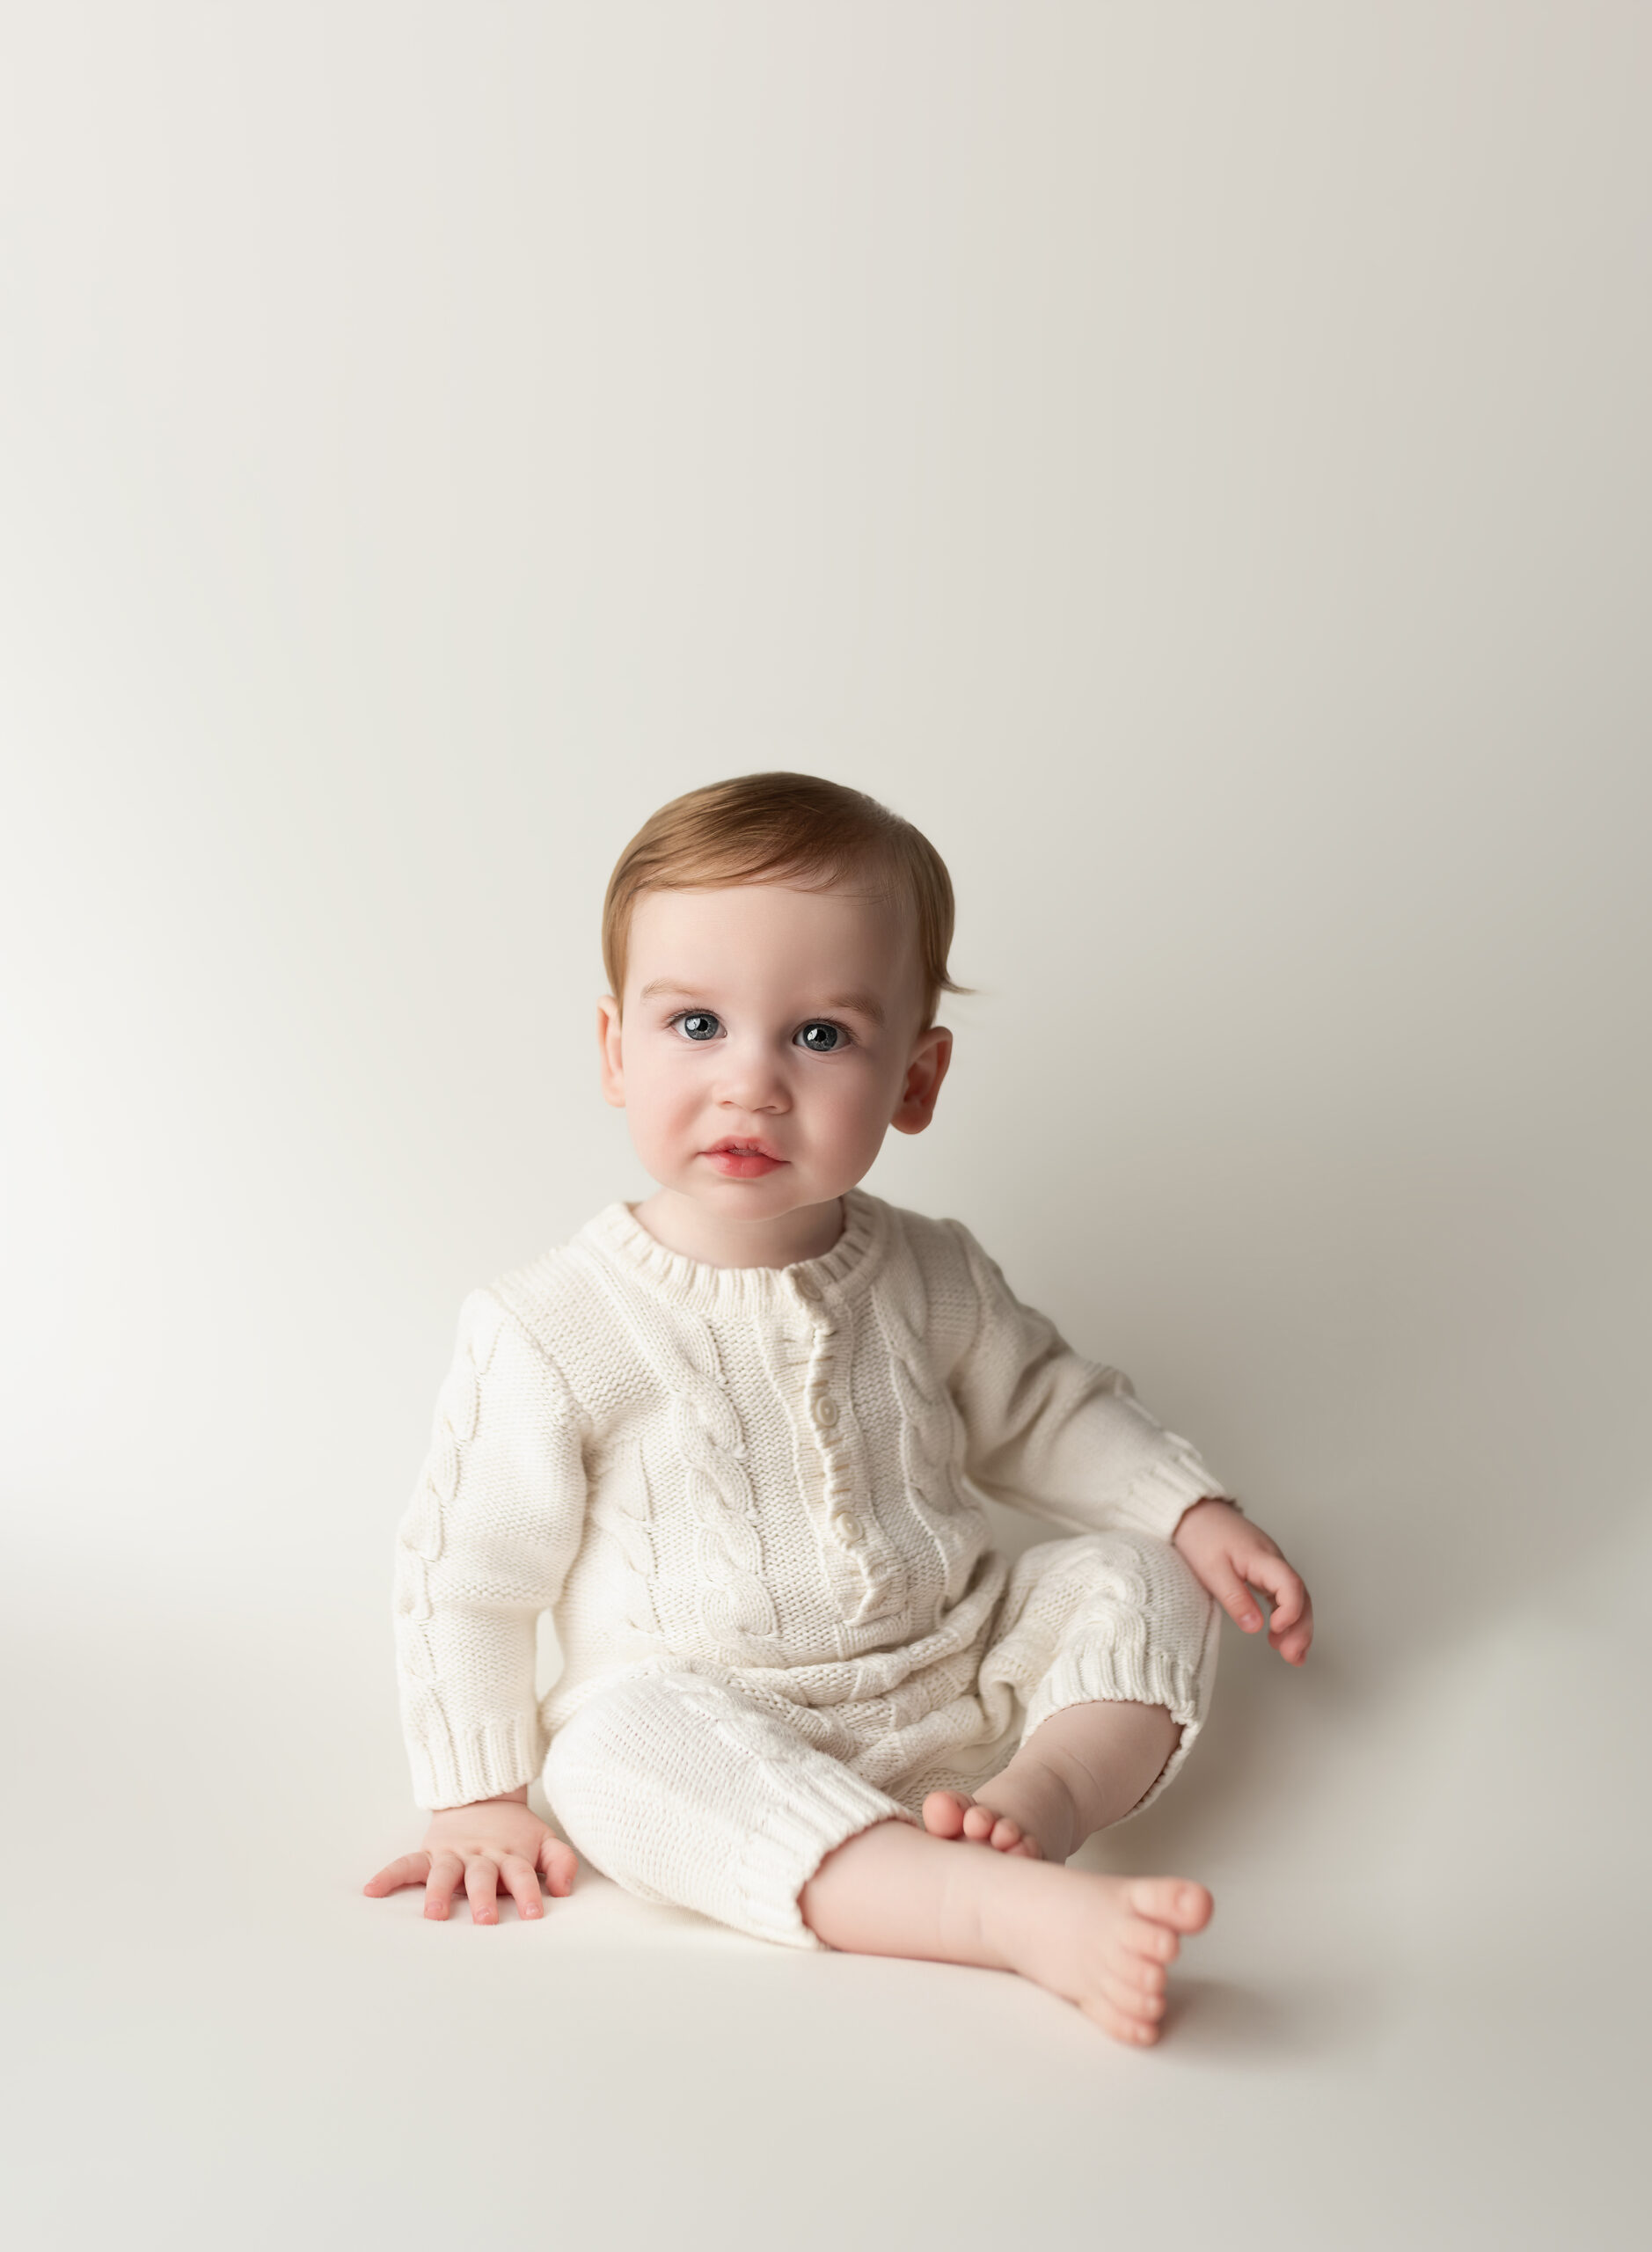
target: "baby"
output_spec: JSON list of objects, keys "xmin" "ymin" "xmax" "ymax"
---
[{"xmin": 364, "ymin": 771, "xmax": 1314, "ymax": 2044}]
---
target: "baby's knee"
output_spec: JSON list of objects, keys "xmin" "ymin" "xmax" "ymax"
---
[
  {"xmin": 1012, "ymin": 1526, "xmax": 1212, "ymax": 1625},
  {"xmin": 541, "ymin": 1667, "xmax": 717, "ymax": 1892},
  {"xmin": 539, "ymin": 1663, "xmax": 898, "ymax": 1947},
  {"xmin": 543, "ymin": 1665, "xmax": 704, "ymax": 1795}
]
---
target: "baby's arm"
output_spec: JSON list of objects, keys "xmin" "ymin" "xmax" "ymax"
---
[
  {"xmin": 945, "ymin": 1222, "xmax": 1312, "ymax": 1662},
  {"xmin": 363, "ymin": 1289, "xmax": 589, "ymax": 1922}
]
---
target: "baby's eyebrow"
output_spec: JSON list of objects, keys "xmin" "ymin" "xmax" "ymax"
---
[{"xmin": 817, "ymin": 990, "xmax": 886, "ymax": 1028}]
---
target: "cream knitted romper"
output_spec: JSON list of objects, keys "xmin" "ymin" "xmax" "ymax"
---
[{"xmin": 393, "ymin": 1190, "xmax": 1225, "ymax": 1949}]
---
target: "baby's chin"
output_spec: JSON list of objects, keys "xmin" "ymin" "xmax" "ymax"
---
[
  {"xmin": 640, "ymin": 1150, "xmax": 862, "ymax": 1203},
  {"xmin": 674, "ymin": 1168, "xmax": 850, "ymax": 1210},
  {"xmin": 643, "ymin": 1166, "xmax": 872, "ymax": 1235}
]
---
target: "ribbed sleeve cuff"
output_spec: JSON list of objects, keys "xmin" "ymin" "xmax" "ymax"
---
[
  {"xmin": 1107, "ymin": 1445, "xmax": 1234, "ymax": 1542},
  {"xmin": 408, "ymin": 1714, "xmax": 545, "ymax": 1812},
  {"xmin": 738, "ymin": 1764, "xmax": 922, "ymax": 1952}
]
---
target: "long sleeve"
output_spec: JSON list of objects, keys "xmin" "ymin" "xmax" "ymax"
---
[
  {"xmin": 393, "ymin": 1288, "xmax": 589, "ymax": 1810},
  {"xmin": 944, "ymin": 1220, "xmax": 1230, "ymax": 1544}
]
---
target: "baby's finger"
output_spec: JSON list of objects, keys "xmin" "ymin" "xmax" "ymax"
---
[
  {"xmin": 538, "ymin": 1833, "xmax": 578, "ymax": 1897},
  {"xmin": 1246, "ymin": 1555, "xmax": 1316, "ymax": 1662},
  {"xmin": 1245, "ymin": 1551, "xmax": 1305, "ymax": 1629},
  {"xmin": 464, "ymin": 1855, "xmax": 501, "ymax": 1927},
  {"xmin": 423, "ymin": 1848, "xmax": 466, "ymax": 1921},
  {"xmin": 362, "ymin": 1851, "xmax": 431, "ymax": 1897},
  {"xmin": 497, "ymin": 1853, "xmax": 545, "ymax": 1922},
  {"xmin": 1204, "ymin": 1555, "xmax": 1264, "ymax": 1633},
  {"xmin": 1274, "ymin": 1586, "xmax": 1315, "ymax": 1663}
]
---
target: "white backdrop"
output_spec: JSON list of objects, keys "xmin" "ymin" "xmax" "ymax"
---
[{"xmin": 4, "ymin": 6, "xmax": 1648, "ymax": 2248}]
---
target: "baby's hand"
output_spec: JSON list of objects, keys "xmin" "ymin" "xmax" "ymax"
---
[
  {"xmin": 362, "ymin": 1788, "xmax": 578, "ymax": 1924},
  {"xmin": 1172, "ymin": 1498, "xmax": 1314, "ymax": 1665}
]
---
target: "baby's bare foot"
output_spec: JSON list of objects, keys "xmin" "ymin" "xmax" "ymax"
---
[
  {"xmin": 800, "ymin": 1815, "xmax": 1212, "ymax": 2046},
  {"xmin": 984, "ymin": 1865, "xmax": 1214, "ymax": 2045},
  {"xmin": 923, "ymin": 1788, "xmax": 1044, "ymax": 1858}
]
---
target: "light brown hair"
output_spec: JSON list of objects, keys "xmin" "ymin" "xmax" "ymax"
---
[{"xmin": 603, "ymin": 772, "xmax": 969, "ymax": 1028}]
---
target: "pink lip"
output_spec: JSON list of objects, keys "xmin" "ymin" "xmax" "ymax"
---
[{"xmin": 703, "ymin": 1141, "xmax": 787, "ymax": 1178}]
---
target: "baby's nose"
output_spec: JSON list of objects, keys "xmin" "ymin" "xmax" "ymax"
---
[{"xmin": 714, "ymin": 1041, "xmax": 791, "ymax": 1111}]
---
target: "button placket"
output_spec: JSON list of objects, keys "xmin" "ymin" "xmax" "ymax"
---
[
  {"xmin": 795, "ymin": 1285, "xmax": 856, "ymax": 1556},
  {"xmin": 773, "ymin": 1276, "xmax": 897, "ymax": 1616}
]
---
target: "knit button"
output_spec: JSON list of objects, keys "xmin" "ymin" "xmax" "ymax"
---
[
  {"xmin": 813, "ymin": 1397, "xmax": 839, "ymax": 1427},
  {"xmin": 831, "ymin": 1512, "xmax": 863, "ymax": 1545},
  {"xmin": 793, "ymin": 1273, "xmax": 820, "ymax": 1301}
]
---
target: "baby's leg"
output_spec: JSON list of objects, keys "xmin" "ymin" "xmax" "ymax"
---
[
  {"xmin": 541, "ymin": 1665, "xmax": 922, "ymax": 1949},
  {"xmin": 548, "ymin": 1663, "xmax": 1207, "ymax": 2043},
  {"xmin": 800, "ymin": 1816, "xmax": 1211, "ymax": 2045},
  {"xmin": 924, "ymin": 1529, "xmax": 1219, "ymax": 1861},
  {"xmin": 924, "ymin": 1697, "xmax": 1180, "ymax": 1861}
]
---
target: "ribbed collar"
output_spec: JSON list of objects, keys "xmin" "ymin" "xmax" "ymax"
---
[{"xmin": 578, "ymin": 1187, "xmax": 889, "ymax": 1317}]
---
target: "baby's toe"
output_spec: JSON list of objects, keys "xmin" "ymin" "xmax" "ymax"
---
[
  {"xmin": 1079, "ymin": 1992, "xmax": 1162, "ymax": 2047},
  {"xmin": 1110, "ymin": 1949, "xmax": 1168, "ymax": 2000},
  {"xmin": 1119, "ymin": 1916, "xmax": 1181, "ymax": 1969},
  {"xmin": 1098, "ymin": 1969, "xmax": 1166, "ymax": 2028},
  {"xmin": 922, "ymin": 1789, "xmax": 973, "ymax": 1840},
  {"xmin": 1126, "ymin": 1876, "xmax": 1213, "ymax": 1934},
  {"xmin": 961, "ymin": 1801, "xmax": 999, "ymax": 1843}
]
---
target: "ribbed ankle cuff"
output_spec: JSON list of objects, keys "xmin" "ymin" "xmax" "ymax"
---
[
  {"xmin": 1020, "ymin": 1592, "xmax": 1224, "ymax": 1818},
  {"xmin": 738, "ymin": 1764, "xmax": 922, "ymax": 1951}
]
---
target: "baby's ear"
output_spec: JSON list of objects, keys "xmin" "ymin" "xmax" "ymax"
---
[
  {"xmin": 892, "ymin": 1025, "xmax": 953, "ymax": 1134},
  {"xmin": 596, "ymin": 996, "xmax": 625, "ymax": 1107}
]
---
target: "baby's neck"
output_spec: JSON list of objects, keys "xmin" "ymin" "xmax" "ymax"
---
[{"xmin": 628, "ymin": 1189, "xmax": 847, "ymax": 1270}]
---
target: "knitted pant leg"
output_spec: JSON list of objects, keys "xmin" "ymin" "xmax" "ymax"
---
[
  {"xmin": 977, "ymin": 1531, "xmax": 1222, "ymax": 1817},
  {"xmin": 542, "ymin": 1666, "xmax": 922, "ymax": 1950}
]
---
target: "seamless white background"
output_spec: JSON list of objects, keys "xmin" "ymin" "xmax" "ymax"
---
[{"xmin": 3, "ymin": 6, "xmax": 1648, "ymax": 2248}]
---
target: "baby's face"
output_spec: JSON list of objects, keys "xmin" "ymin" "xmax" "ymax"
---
[{"xmin": 598, "ymin": 881, "xmax": 951, "ymax": 1226}]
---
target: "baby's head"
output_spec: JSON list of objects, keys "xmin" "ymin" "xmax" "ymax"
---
[{"xmin": 597, "ymin": 773, "xmax": 965, "ymax": 1234}]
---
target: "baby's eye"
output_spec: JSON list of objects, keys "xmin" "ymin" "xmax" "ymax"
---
[
  {"xmin": 671, "ymin": 1011, "xmax": 722, "ymax": 1042},
  {"xmin": 795, "ymin": 1020, "xmax": 850, "ymax": 1054}
]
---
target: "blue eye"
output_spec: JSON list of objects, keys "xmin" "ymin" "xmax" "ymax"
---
[
  {"xmin": 796, "ymin": 1021, "xmax": 847, "ymax": 1053},
  {"xmin": 675, "ymin": 1012, "xmax": 721, "ymax": 1042}
]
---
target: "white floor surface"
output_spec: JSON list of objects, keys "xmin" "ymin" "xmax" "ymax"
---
[{"xmin": 7, "ymin": 1509, "xmax": 1647, "ymax": 2252}]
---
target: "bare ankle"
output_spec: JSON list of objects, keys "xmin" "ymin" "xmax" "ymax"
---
[
  {"xmin": 801, "ymin": 1817, "xmax": 1020, "ymax": 1969},
  {"xmin": 935, "ymin": 1843, "xmax": 1012, "ymax": 1970}
]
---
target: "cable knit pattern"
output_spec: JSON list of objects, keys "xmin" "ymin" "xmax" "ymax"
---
[
  {"xmin": 869, "ymin": 1217, "xmax": 979, "ymax": 1611},
  {"xmin": 393, "ymin": 1190, "xmax": 1232, "ymax": 1939},
  {"xmin": 574, "ymin": 1248, "xmax": 785, "ymax": 1665}
]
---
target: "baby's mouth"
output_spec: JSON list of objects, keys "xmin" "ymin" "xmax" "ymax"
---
[{"xmin": 702, "ymin": 1138, "xmax": 787, "ymax": 1172}]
